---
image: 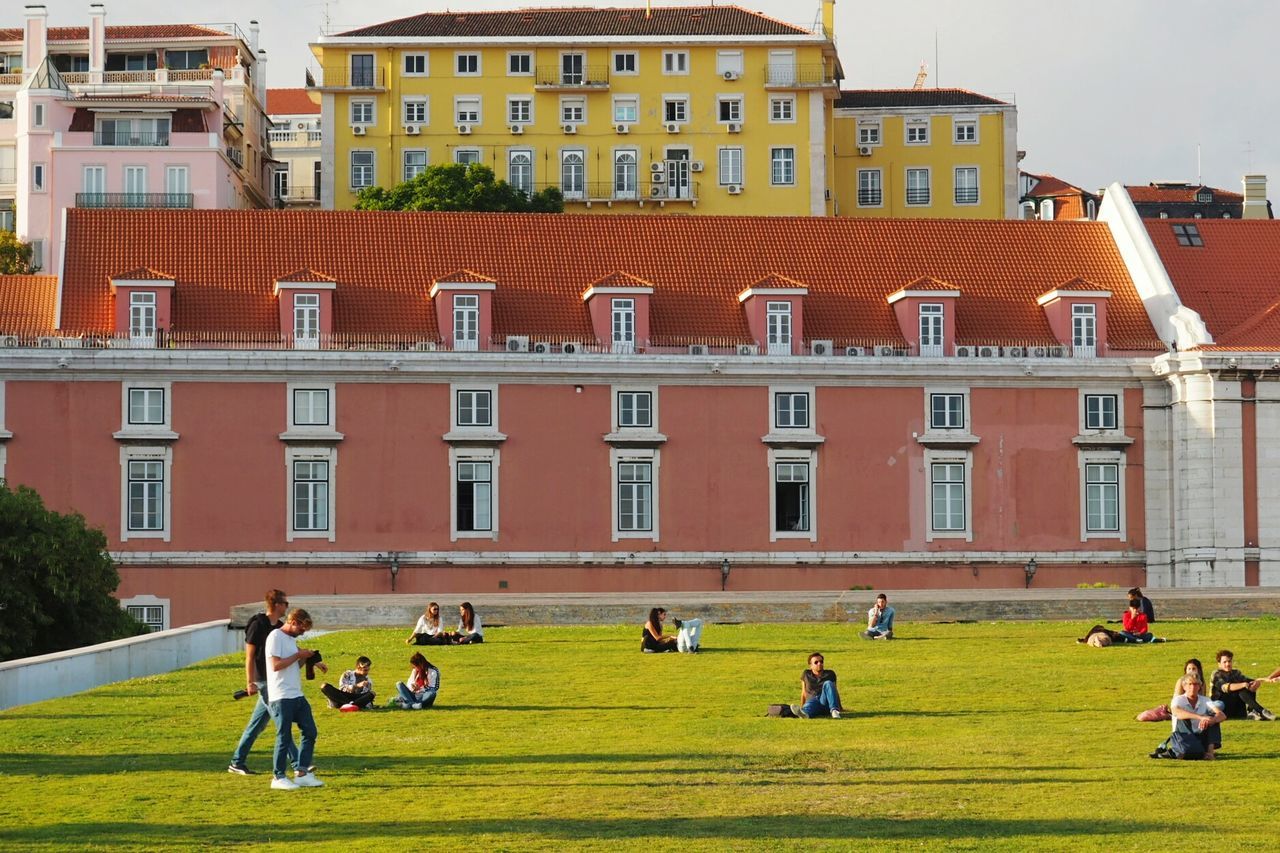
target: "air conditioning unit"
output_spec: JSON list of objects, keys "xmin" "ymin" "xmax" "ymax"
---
[
  {"xmin": 857, "ymin": 145, "xmax": 872, "ymax": 156},
  {"xmin": 1046, "ymin": 345, "xmax": 1067, "ymax": 357},
  {"xmin": 651, "ymin": 172, "xmax": 666, "ymax": 184},
  {"xmin": 876, "ymin": 345, "xmax": 906, "ymax": 357},
  {"xmin": 689, "ymin": 160, "xmax": 703, "ymax": 173},
  {"xmin": 38, "ymin": 336, "xmax": 58, "ymax": 348},
  {"xmin": 844, "ymin": 346, "xmax": 864, "ymax": 356},
  {"xmin": 810, "ymin": 339, "xmax": 834, "ymax": 357},
  {"xmin": 532, "ymin": 341, "xmax": 551, "ymax": 354},
  {"xmin": 457, "ymin": 124, "xmax": 473, "ymax": 135},
  {"xmin": 977, "ymin": 345, "xmax": 998, "ymax": 358},
  {"xmin": 954, "ymin": 345, "xmax": 974, "ymax": 357},
  {"xmin": 506, "ymin": 335, "xmax": 529, "ymax": 353},
  {"xmin": 649, "ymin": 185, "xmax": 664, "ymax": 198},
  {"xmin": 404, "ymin": 124, "xmax": 421, "ymax": 135},
  {"xmin": 509, "ymin": 124, "xmax": 524, "ymax": 135},
  {"xmin": 664, "ymin": 122, "xmax": 680, "ymax": 134},
  {"xmin": 414, "ymin": 341, "xmax": 437, "ymax": 352},
  {"xmin": 615, "ymin": 124, "xmax": 629, "ymax": 134},
  {"xmin": 736, "ymin": 344, "xmax": 756, "ymax": 356},
  {"xmin": 561, "ymin": 342, "xmax": 581, "ymax": 355},
  {"xmin": 650, "ymin": 162, "xmax": 665, "ymax": 174},
  {"xmin": 688, "ymin": 344, "xmax": 708, "ymax": 355},
  {"xmin": 1003, "ymin": 346, "xmax": 1027, "ymax": 358},
  {"xmin": 1031, "ymin": 346, "xmax": 1048, "ymax": 358},
  {"xmin": 727, "ymin": 184, "xmax": 743, "ymax": 195},
  {"xmin": 726, "ymin": 122, "xmax": 742, "ymax": 134},
  {"xmin": 58, "ymin": 336, "xmax": 83, "ymax": 348},
  {"xmin": 723, "ymin": 70, "xmax": 740, "ymax": 81},
  {"xmin": 562, "ymin": 124, "xmax": 577, "ymax": 134},
  {"xmin": 1, "ymin": 335, "xmax": 19, "ymax": 347},
  {"xmin": 352, "ymin": 125, "xmax": 367, "ymax": 136}
]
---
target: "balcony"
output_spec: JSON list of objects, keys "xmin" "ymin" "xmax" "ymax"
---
[
  {"xmin": 306, "ymin": 67, "xmax": 386, "ymax": 92},
  {"xmin": 269, "ymin": 129, "xmax": 322, "ymax": 144},
  {"xmin": 0, "ymin": 168, "xmax": 14, "ymax": 186},
  {"xmin": 93, "ymin": 131, "xmax": 169, "ymax": 147},
  {"xmin": 541, "ymin": 181, "xmax": 699, "ymax": 205},
  {"xmin": 763, "ymin": 64, "xmax": 836, "ymax": 88},
  {"xmin": 76, "ymin": 193, "xmax": 194, "ymax": 209},
  {"xmin": 277, "ymin": 186, "xmax": 321, "ymax": 204},
  {"xmin": 534, "ymin": 65, "xmax": 610, "ymax": 91}
]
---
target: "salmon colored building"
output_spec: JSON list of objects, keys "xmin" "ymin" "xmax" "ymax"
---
[{"xmin": 0, "ymin": 189, "xmax": 1234, "ymax": 628}]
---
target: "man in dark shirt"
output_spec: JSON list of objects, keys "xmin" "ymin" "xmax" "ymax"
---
[
  {"xmin": 229, "ymin": 589, "xmax": 299, "ymax": 774},
  {"xmin": 1211, "ymin": 649, "xmax": 1275, "ymax": 721},
  {"xmin": 792, "ymin": 652, "xmax": 843, "ymax": 719}
]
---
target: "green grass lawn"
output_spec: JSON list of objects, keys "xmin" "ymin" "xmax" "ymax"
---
[{"xmin": 3, "ymin": 619, "xmax": 1280, "ymax": 851}]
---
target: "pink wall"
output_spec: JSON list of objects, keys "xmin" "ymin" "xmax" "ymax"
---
[
  {"xmin": 432, "ymin": 289, "xmax": 493, "ymax": 349},
  {"xmin": 111, "ymin": 284, "xmax": 173, "ymax": 336},
  {"xmin": 741, "ymin": 295, "xmax": 804, "ymax": 352},
  {"xmin": 275, "ymin": 288, "xmax": 335, "ymax": 337},
  {"xmin": 891, "ymin": 296, "xmax": 956, "ymax": 352},
  {"xmin": 585, "ymin": 292, "xmax": 651, "ymax": 348},
  {"xmin": 1041, "ymin": 297, "xmax": 1109, "ymax": 351}
]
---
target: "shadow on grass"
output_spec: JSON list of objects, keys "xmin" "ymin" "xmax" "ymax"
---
[{"xmin": 0, "ymin": 815, "xmax": 1165, "ymax": 844}]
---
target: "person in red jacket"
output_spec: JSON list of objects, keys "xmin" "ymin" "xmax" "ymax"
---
[{"xmin": 1120, "ymin": 598, "xmax": 1155, "ymax": 643}]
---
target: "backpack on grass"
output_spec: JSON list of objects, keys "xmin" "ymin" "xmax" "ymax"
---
[{"xmin": 766, "ymin": 703, "xmax": 796, "ymax": 718}]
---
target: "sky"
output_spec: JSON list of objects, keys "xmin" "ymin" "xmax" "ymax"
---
[{"xmin": 45, "ymin": 0, "xmax": 1280, "ymax": 195}]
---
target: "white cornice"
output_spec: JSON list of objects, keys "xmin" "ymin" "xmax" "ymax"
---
[
  {"xmin": 274, "ymin": 280, "xmax": 336, "ymax": 293},
  {"xmin": 582, "ymin": 285, "xmax": 653, "ymax": 300},
  {"xmin": 737, "ymin": 287, "xmax": 807, "ymax": 302},
  {"xmin": 1036, "ymin": 289, "xmax": 1112, "ymax": 306},
  {"xmin": 887, "ymin": 288, "xmax": 960, "ymax": 303},
  {"xmin": 430, "ymin": 280, "xmax": 497, "ymax": 298},
  {"xmin": 110, "ymin": 278, "xmax": 174, "ymax": 291}
]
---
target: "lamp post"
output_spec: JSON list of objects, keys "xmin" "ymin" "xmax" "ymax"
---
[
  {"xmin": 1024, "ymin": 557, "xmax": 1038, "ymax": 589},
  {"xmin": 720, "ymin": 557, "xmax": 731, "ymax": 591},
  {"xmin": 389, "ymin": 552, "xmax": 401, "ymax": 592}
]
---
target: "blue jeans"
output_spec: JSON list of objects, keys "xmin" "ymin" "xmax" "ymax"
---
[
  {"xmin": 396, "ymin": 682, "xmax": 438, "ymax": 708},
  {"xmin": 271, "ymin": 696, "xmax": 317, "ymax": 779},
  {"xmin": 231, "ymin": 681, "xmax": 297, "ymax": 768},
  {"xmin": 802, "ymin": 681, "xmax": 842, "ymax": 717}
]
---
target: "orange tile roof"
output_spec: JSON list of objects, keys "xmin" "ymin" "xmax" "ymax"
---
[
  {"xmin": 900, "ymin": 275, "xmax": 957, "ymax": 292},
  {"xmin": 1147, "ymin": 219, "xmax": 1280, "ymax": 347},
  {"xmin": 589, "ymin": 271, "xmax": 653, "ymax": 289},
  {"xmin": 436, "ymin": 270, "xmax": 497, "ymax": 284},
  {"xmin": 1024, "ymin": 173, "xmax": 1094, "ymax": 198},
  {"xmin": 58, "ymin": 210, "xmax": 1163, "ymax": 350},
  {"xmin": 748, "ymin": 273, "xmax": 808, "ymax": 289},
  {"xmin": 0, "ymin": 275, "xmax": 59, "ymax": 335},
  {"xmin": 0, "ymin": 24, "xmax": 233, "ymax": 43},
  {"xmin": 267, "ymin": 88, "xmax": 321, "ymax": 116},
  {"xmin": 1127, "ymin": 184, "xmax": 1241, "ymax": 204},
  {"xmin": 114, "ymin": 267, "xmax": 174, "ymax": 280},
  {"xmin": 277, "ymin": 269, "xmax": 335, "ymax": 283}
]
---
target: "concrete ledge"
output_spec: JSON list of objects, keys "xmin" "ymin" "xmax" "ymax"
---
[
  {"xmin": 232, "ymin": 589, "xmax": 1280, "ymax": 630},
  {"xmin": 0, "ymin": 620, "xmax": 240, "ymax": 710}
]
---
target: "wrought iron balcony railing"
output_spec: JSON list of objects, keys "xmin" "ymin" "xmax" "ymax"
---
[{"xmin": 76, "ymin": 193, "xmax": 195, "ymax": 209}]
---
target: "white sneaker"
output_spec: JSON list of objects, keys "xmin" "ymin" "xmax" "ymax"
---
[
  {"xmin": 831, "ymin": 709, "xmax": 842, "ymax": 719},
  {"xmin": 293, "ymin": 773, "xmax": 324, "ymax": 788},
  {"xmin": 271, "ymin": 776, "xmax": 299, "ymax": 791},
  {"xmin": 411, "ymin": 702, "xmax": 423, "ymax": 710}
]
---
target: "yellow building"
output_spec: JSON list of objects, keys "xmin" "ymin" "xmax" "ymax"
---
[
  {"xmin": 832, "ymin": 89, "xmax": 1019, "ymax": 219},
  {"xmin": 308, "ymin": 4, "xmax": 841, "ymax": 215}
]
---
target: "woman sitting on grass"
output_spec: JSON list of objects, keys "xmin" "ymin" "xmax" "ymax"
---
[
  {"xmin": 450, "ymin": 601, "xmax": 484, "ymax": 644},
  {"xmin": 394, "ymin": 652, "xmax": 439, "ymax": 710},
  {"xmin": 641, "ymin": 607, "xmax": 679, "ymax": 653},
  {"xmin": 407, "ymin": 602, "xmax": 448, "ymax": 645}
]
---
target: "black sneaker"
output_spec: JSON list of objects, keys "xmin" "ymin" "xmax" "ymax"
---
[{"xmin": 227, "ymin": 763, "xmax": 257, "ymax": 775}]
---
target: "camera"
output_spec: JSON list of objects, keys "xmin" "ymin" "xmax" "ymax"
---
[{"xmin": 304, "ymin": 649, "xmax": 324, "ymax": 680}]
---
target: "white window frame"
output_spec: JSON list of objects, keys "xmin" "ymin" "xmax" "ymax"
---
[
  {"xmin": 293, "ymin": 293, "xmax": 320, "ymax": 348},
  {"xmin": 351, "ymin": 150, "xmax": 374, "ymax": 189},
  {"xmin": 507, "ymin": 96, "xmax": 533, "ymax": 125},
  {"xmin": 613, "ymin": 387, "xmax": 657, "ymax": 431},
  {"xmin": 925, "ymin": 449, "xmax": 972, "ymax": 542},
  {"xmin": 954, "ymin": 117, "xmax": 978, "ymax": 144},
  {"xmin": 560, "ymin": 148, "xmax": 585, "ymax": 198},
  {"xmin": 925, "ymin": 387, "xmax": 969, "ymax": 432},
  {"xmin": 769, "ymin": 447, "xmax": 817, "ymax": 542},
  {"xmin": 82, "ymin": 164, "xmax": 106, "ymax": 194},
  {"xmin": 769, "ymin": 384, "xmax": 816, "ymax": 434},
  {"xmin": 611, "ymin": 297, "xmax": 636, "ymax": 353},
  {"xmin": 120, "ymin": 381, "xmax": 173, "ymax": 435},
  {"xmin": 508, "ymin": 148, "xmax": 533, "ymax": 194},
  {"xmin": 402, "ymin": 52, "xmax": 429, "ymax": 77},
  {"xmin": 403, "ymin": 149, "xmax": 428, "ymax": 182},
  {"xmin": 906, "ymin": 167, "xmax": 931, "ymax": 206},
  {"xmin": 450, "ymin": 446, "xmax": 499, "ymax": 541},
  {"xmin": 129, "ymin": 291, "xmax": 157, "ymax": 343},
  {"xmin": 1072, "ymin": 304, "xmax": 1097, "ymax": 356},
  {"xmin": 905, "ymin": 119, "xmax": 930, "ymax": 145},
  {"xmin": 121, "ymin": 595, "xmax": 170, "ymax": 632},
  {"xmin": 450, "ymin": 383, "xmax": 498, "ymax": 432},
  {"xmin": 769, "ymin": 96, "xmax": 795, "ymax": 123},
  {"xmin": 719, "ymin": 146, "xmax": 743, "ymax": 186},
  {"xmin": 119, "ymin": 445, "xmax": 172, "ymax": 542},
  {"xmin": 662, "ymin": 50, "xmax": 689, "ymax": 75},
  {"xmin": 613, "ymin": 95, "xmax": 639, "ymax": 125},
  {"xmin": 453, "ymin": 293, "xmax": 480, "ymax": 351},
  {"xmin": 612, "ymin": 447, "xmax": 659, "ymax": 541},
  {"xmin": 286, "ymin": 446, "xmax": 336, "ymax": 542},
  {"xmin": 507, "ymin": 52, "xmax": 532, "ymax": 76},
  {"xmin": 560, "ymin": 96, "xmax": 586, "ymax": 125},
  {"xmin": 285, "ymin": 382, "xmax": 338, "ymax": 437},
  {"xmin": 857, "ymin": 120, "xmax": 881, "ymax": 146},
  {"xmin": 33, "ymin": 103, "xmax": 45, "ymax": 128},
  {"xmin": 455, "ymin": 96, "xmax": 481, "ymax": 126},
  {"xmin": 919, "ymin": 303, "xmax": 944, "ymax": 356},
  {"xmin": 1080, "ymin": 451, "xmax": 1126, "ymax": 540},
  {"xmin": 612, "ymin": 51, "xmax": 638, "ymax": 75},
  {"xmin": 1079, "ymin": 389, "xmax": 1123, "ymax": 434},
  {"xmin": 770, "ymin": 148, "xmax": 795, "ymax": 186},
  {"xmin": 717, "ymin": 96, "xmax": 743, "ymax": 124},
  {"xmin": 766, "ymin": 301, "xmax": 792, "ymax": 354},
  {"xmin": 402, "ymin": 97, "xmax": 429, "ymax": 125},
  {"xmin": 857, "ymin": 168, "xmax": 883, "ymax": 207},
  {"xmin": 454, "ymin": 147, "xmax": 482, "ymax": 166},
  {"xmin": 350, "ymin": 100, "xmax": 374, "ymax": 126},
  {"xmin": 954, "ymin": 166, "xmax": 979, "ymax": 206},
  {"xmin": 662, "ymin": 96, "xmax": 689, "ymax": 124},
  {"xmin": 455, "ymin": 52, "xmax": 481, "ymax": 76},
  {"xmin": 716, "ymin": 50, "xmax": 744, "ymax": 77}
]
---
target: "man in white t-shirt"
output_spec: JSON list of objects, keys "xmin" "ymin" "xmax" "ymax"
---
[
  {"xmin": 265, "ymin": 608, "xmax": 326, "ymax": 790},
  {"xmin": 1169, "ymin": 674, "xmax": 1226, "ymax": 760}
]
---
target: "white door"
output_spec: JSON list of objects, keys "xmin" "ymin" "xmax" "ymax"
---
[
  {"xmin": 768, "ymin": 49, "xmax": 795, "ymax": 86},
  {"xmin": 165, "ymin": 166, "xmax": 189, "ymax": 207},
  {"xmin": 124, "ymin": 166, "xmax": 147, "ymax": 207}
]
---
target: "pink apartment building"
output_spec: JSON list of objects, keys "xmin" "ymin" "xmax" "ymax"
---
[{"xmin": 0, "ymin": 4, "xmax": 272, "ymax": 275}]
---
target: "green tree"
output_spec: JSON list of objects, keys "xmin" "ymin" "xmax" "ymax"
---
[
  {"xmin": 0, "ymin": 229, "xmax": 34, "ymax": 274},
  {"xmin": 0, "ymin": 484, "xmax": 146, "ymax": 661},
  {"xmin": 355, "ymin": 163, "xmax": 563, "ymax": 213}
]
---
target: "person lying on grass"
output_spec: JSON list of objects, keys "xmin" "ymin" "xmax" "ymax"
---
[
  {"xmin": 320, "ymin": 656, "xmax": 375, "ymax": 711},
  {"xmin": 1211, "ymin": 650, "xmax": 1276, "ymax": 721},
  {"xmin": 392, "ymin": 652, "xmax": 440, "ymax": 710},
  {"xmin": 791, "ymin": 652, "xmax": 843, "ymax": 719},
  {"xmin": 641, "ymin": 607, "xmax": 678, "ymax": 653}
]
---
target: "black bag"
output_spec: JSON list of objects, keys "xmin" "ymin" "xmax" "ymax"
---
[
  {"xmin": 766, "ymin": 703, "xmax": 796, "ymax": 718},
  {"xmin": 1169, "ymin": 729, "xmax": 1206, "ymax": 760}
]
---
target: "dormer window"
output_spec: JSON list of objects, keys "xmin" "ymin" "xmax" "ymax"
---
[
  {"xmin": 453, "ymin": 294, "xmax": 479, "ymax": 351},
  {"xmin": 919, "ymin": 304, "xmax": 944, "ymax": 356},
  {"xmin": 1072, "ymin": 304, "xmax": 1096, "ymax": 357},
  {"xmin": 1171, "ymin": 223, "xmax": 1203, "ymax": 246},
  {"xmin": 612, "ymin": 298, "xmax": 636, "ymax": 353},
  {"xmin": 130, "ymin": 291, "xmax": 156, "ymax": 343},
  {"xmin": 294, "ymin": 293, "xmax": 320, "ymax": 348},
  {"xmin": 1196, "ymin": 189, "xmax": 1213, "ymax": 203},
  {"xmin": 766, "ymin": 302, "xmax": 792, "ymax": 355}
]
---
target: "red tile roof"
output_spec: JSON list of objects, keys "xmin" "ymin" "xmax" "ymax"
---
[
  {"xmin": 1127, "ymin": 184, "xmax": 1241, "ymax": 204},
  {"xmin": 56, "ymin": 210, "xmax": 1163, "ymax": 350},
  {"xmin": 748, "ymin": 273, "xmax": 808, "ymax": 290},
  {"xmin": 334, "ymin": 6, "xmax": 812, "ymax": 38},
  {"xmin": 899, "ymin": 276, "xmax": 957, "ymax": 292},
  {"xmin": 0, "ymin": 275, "xmax": 59, "ymax": 335},
  {"xmin": 267, "ymin": 88, "xmax": 320, "ymax": 116},
  {"xmin": 589, "ymin": 271, "xmax": 653, "ymax": 289},
  {"xmin": 276, "ymin": 269, "xmax": 335, "ymax": 283},
  {"xmin": 1024, "ymin": 173, "xmax": 1093, "ymax": 198},
  {"xmin": 436, "ymin": 270, "xmax": 497, "ymax": 284},
  {"xmin": 1146, "ymin": 219, "xmax": 1280, "ymax": 347},
  {"xmin": 114, "ymin": 267, "xmax": 174, "ymax": 280},
  {"xmin": 0, "ymin": 24, "xmax": 233, "ymax": 43},
  {"xmin": 836, "ymin": 88, "xmax": 1009, "ymax": 109}
]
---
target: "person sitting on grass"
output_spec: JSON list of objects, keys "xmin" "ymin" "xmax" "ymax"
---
[
  {"xmin": 319, "ymin": 656, "xmax": 375, "ymax": 712},
  {"xmin": 860, "ymin": 593, "xmax": 895, "ymax": 640},
  {"xmin": 450, "ymin": 601, "xmax": 484, "ymax": 645},
  {"xmin": 407, "ymin": 602, "xmax": 449, "ymax": 645},
  {"xmin": 1211, "ymin": 649, "xmax": 1276, "ymax": 721},
  {"xmin": 394, "ymin": 652, "xmax": 440, "ymax": 710},
  {"xmin": 641, "ymin": 607, "xmax": 679, "ymax": 653},
  {"xmin": 791, "ymin": 652, "xmax": 843, "ymax": 719},
  {"xmin": 1129, "ymin": 587, "xmax": 1156, "ymax": 623},
  {"xmin": 1119, "ymin": 598, "xmax": 1158, "ymax": 643},
  {"xmin": 1160, "ymin": 674, "xmax": 1226, "ymax": 760}
]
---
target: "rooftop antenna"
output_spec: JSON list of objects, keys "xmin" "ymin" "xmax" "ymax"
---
[
  {"xmin": 934, "ymin": 29, "xmax": 939, "ymax": 88},
  {"xmin": 1196, "ymin": 143, "xmax": 1201, "ymax": 186},
  {"xmin": 913, "ymin": 61, "xmax": 928, "ymax": 89}
]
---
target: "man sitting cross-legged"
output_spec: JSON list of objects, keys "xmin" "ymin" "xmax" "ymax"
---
[{"xmin": 791, "ymin": 652, "xmax": 844, "ymax": 719}]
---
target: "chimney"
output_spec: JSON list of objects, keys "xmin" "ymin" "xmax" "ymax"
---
[
  {"xmin": 821, "ymin": 0, "xmax": 836, "ymax": 40},
  {"xmin": 1243, "ymin": 174, "xmax": 1269, "ymax": 220},
  {"xmin": 89, "ymin": 3, "xmax": 106, "ymax": 74},
  {"xmin": 248, "ymin": 19, "xmax": 260, "ymax": 53},
  {"xmin": 23, "ymin": 5, "xmax": 47, "ymax": 72},
  {"xmin": 257, "ymin": 49, "xmax": 268, "ymax": 102}
]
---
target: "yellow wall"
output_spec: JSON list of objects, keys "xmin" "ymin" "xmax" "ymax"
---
[
  {"xmin": 313, "ymin": 41, "xmax": 836, "ymax": 215},
  {"xmin": 832, "ymin": 109, "xmax": 1012, "ymax": 219}
]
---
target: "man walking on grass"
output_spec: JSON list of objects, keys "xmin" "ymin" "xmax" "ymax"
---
[
  {"xmin": 266, "ymin": 608, "xmax": 326, "ymax": 790},
  {"xmin": 228, "ymin": 589, "xmax": 297, "ymax": 775}
]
